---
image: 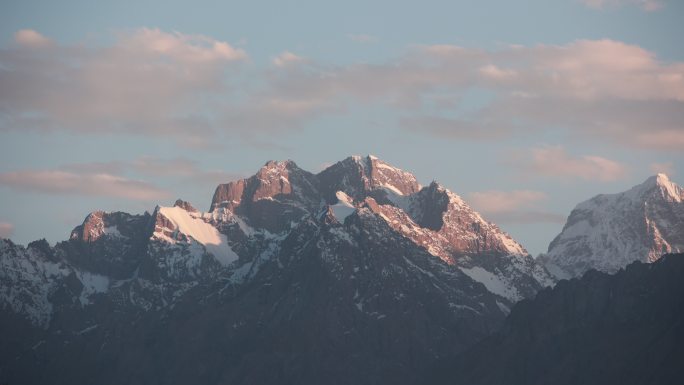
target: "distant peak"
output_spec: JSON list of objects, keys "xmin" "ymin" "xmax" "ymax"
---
[
  {"xmin": 656, "ymin": 173, "xmax": 670, "ymax": 184},
  {"xmin": 173, "ymin": 199, "xmax": 198, "ymax": 213},
  {"xmin": 256, "ymin": 160, "xmax": 302, "ymax": 180},
  {"xmin": 643, "ymin": 173, "xmax": 671, "ymax": 186},
  {"xmin": 629, "ymin": 173, "xmax": 683, "ymax": 203},
  {"xmin": 349, "ymin": 154, "xmax": 379, "ymax": 164},
  {"xmin": 348, "ymin": 154, "xmax": 370, "ymax": 165},
  {"xmin": 262, "ymin": 159, "xmax": 298, "ymax": 169}
]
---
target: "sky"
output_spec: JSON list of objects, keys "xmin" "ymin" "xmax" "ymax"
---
[{"xmin": 1, "ymin": 0, "xmax": 683, "ymax": 255}]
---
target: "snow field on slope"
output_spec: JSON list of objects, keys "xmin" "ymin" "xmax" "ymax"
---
[{"xmin": 158, "ymin": 206, "xmax": 239, "ymax": 266}]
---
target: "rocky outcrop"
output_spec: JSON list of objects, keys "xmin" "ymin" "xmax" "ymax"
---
[
  {"xmin": 317, "ymin": 155, "xmax": 422, "ymax": 202},
  {"xmin": 173, "ymin": 199, "xmax": 198, "ymax": 213}
]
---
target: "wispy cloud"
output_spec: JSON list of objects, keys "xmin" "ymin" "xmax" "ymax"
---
[
  {"xmin": 0, "ymin": 169, "xmax": 170, "ymax": 201},
  {"xmin": 482, "ymin": 211, "xmax": 567, "ymax": 224},
  {"xmin": 14, "ymin": 29, "xmax": 52, "ymax": 48},
  {"xmin": 2, "ymin": 30, "xmax": 682, "ymax": 152},
  {"xmin": 272, "ymin": 51, "xmax": 306, "ymax": 67},
  {"xmin": 128, "ymin": 156, "xmax": 243, "ymax": 185},
  {"xmin": 478, "ymin": 64, "xmax": 518, "ymax": 81},
  {"xmin": 580, "ymin": 0, "xmax": 664, "ymax": 11},
  {"xmin": 0, "ymin": 156, "xmax": 243, "ymax": 202},
  {"xmin": 469, "ymin": 190, "xmax": 549, "ymax": 213},
  {"xmin": 399, "ymin": 40, "xmax": 684, "ymax": 151},
  {"xmin": 61, "ymin": 157, "xmax": 243, "ymax": 186},
  {"xmin": 0, "ymin": 222, "xmax": 14, "ymax": 238},
  {"xmin": 467, "ymin": 189, "xmax": 565, "ymax": 224},
  {"xmin": 511, "ymin": 146, "xmax": 628, "ymax": 182},
  {"xmin": 1, "ymin": 28, "xmax": 246, "ymax": 146},
  {"xmin": 650, "ymin": 161, "xmax": 675, "ymax": 176},
  {"xmin": 249, "ymin": 39, "xmax": 684, "ymax": 151}
]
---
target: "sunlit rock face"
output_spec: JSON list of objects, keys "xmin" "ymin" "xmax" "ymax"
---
[{"xmin": 0, "ymin": 155, "xmax": 553, "ymax": 385}]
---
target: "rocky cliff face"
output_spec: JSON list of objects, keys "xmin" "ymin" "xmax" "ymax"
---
[
  {"xmin": 434, "ymin": 253, "xmax": 684, "ymax": 385},
  {"xmin": 542, "ymin": 174, "xmax": 684, "ymax": 279},
  {"xmin": 0, "ymin": 155, "xmax": 553, "ymax": 385}
]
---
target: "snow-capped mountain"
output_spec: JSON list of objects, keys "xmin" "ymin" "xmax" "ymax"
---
[
  {"xmin": 542, "ymin": 173, "xmax": 684, "ymax": 279},
  {"xmin": 0, "ymin": 155, "xmax": 553, "ymax": 385}
]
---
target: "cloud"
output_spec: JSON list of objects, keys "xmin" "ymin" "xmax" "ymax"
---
[
  {"xmin": 13, "ymin": 29, "xmax": 52, "ymax": 48},
  {"xmin": 650, "ymin": 161, "xmax": 675, "ymax": 176},
  {"xmin": 61, "ymin": 157, "xmax": 242, "ymax": 187},
  {"xmin": 0, "ymin": 169, "xmax": 170, "ymax": 201},
  {"xmin": 399, "ymin": 40, "xmax": 684, "ymax": 151},
  {"xmin": 248, "ymin": 39, "xmax": 684, "ymax": 150},
  {"xmin": 580, "ymin": 0, "xmax": 664, "ymax": 11},
  {"xmin": 119, "ymin": 28, "xmax": 246, "ymax": 63},
  {"xmin": 130, "ymin": 157, "xmax": 200, "ymax": 177},
  {"xmin": 399, "ymin": 115, "xmax": 518, "ymax": 140},
  {"xmin": 0, "ymin": 28, "xmax": 246, "ymax": 146},
  {"xmin": 511, "ymin": 146, "xmax": 628, "ymax": 182},
  {"xmin": 468, "ymin": 190, "xmax": 549, "ymax": 213},
  {"xmin": 273, "ymin": 51, "xmax": 306, "ymax": 67},
  {"xmin": 467, "ymin": 189, "xmax": 565, "ymax": 224},
  {"xmin": 483, "ymin": 211, "xmax": 567, "ymax": 224},
  {"xmin": 128, "ymin": 156, "xmax": 243, "ymax": 185},
  {"xmin": 0, "ymin": 222, "xmax": 14, "ymax": 238},
  {"xmin": 2, "ymin": 30, "xmax": 682, "ymax": 151},
  {"xmin": 478, "ymin": 64, "xmax": 517, "ymax": 81},
  {"xmin": 348, "ymin": 34, "xmax": 379, "ymax": 43}
]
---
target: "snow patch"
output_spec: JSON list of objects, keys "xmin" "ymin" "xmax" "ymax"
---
[
  {"xmin": 460, "ymin": 266, "xmax": 520, "ymax": 301},
  {"xmin": 75, "ymin": 324, "xmax": 99, "ymax": 335},
  {"xmin": 156, "ymin": 206, "xmax": 239, "ymax": 266},
  {"xmin": 331, "ymin": 191, "xmax": 356, "ymax": 222},
  {"xmin": 102, "ymin": 226, "xmax": 122, "ymax": 237},
  {"xmin": 496, "ymin": 233, "xmax": 527, "ymax": 256},
  {"xmin": 75, "ymin": 270, "xmax": 109, "ymax": 305}
]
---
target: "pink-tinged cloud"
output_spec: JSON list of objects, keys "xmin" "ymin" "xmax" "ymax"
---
[
  {"xmin": 581, "ymin": 0, "xmax": 664, "ymax": 11},
  {"xmin": 483, "ymin": 211, "xmax": 567, "ymax": 224},
  {"xmin": 61, "ymin": 157, "xmax": 243, "ymax": 187},
  {"xmin": 467, "ymin": 189, "xmax": 565, "ymax": 224},
  {"xmin": 468, "ymin": 190, "xmax": 548, "ymax": 213},
  {"xmin": 478, "ymin": 64, "xmax": 517, "ymax": 81},
  {"xmin": 0, "ymin": 28, "xmax": 246, "ymax": 146},
  {"xmin": 0, "ymin": 170, "xmax": 170, "ymax": 201},
  {"xmin": 273, "ymin": 51, "xmax": 306, "ymax": 67},
  {"xmin": 14, "ymin": 29, "xmax": 52, "ymax": 48},
  {"xmin": 260, "ymin": 39, "xmax": 684, "ymax": 150},
  {"xmin": 0, "ymin": 222, "xmax": 14, "ymax": 238},
  {"xmin": 650, "ymin": 162, "xmax": 675, "ymax": 176},
  {"xmin": 2, "ymin": 30, "xmax": 683, "ymax": 151},
  {"xmin": 513, "ymin": 146, "xmax": 628, "ymax": 182},
  {"xmin": 120, "ymin": 28, "xmax": 247, "ymax": 63},
  {"xmin": 128, "ymin": 156, "xmax": 244, "ymax": 184}
]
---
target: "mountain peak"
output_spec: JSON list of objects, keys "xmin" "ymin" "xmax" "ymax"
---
[
  {"xmin": 173, "ymin": 199, "xmax": 198, "ymax": 213},
  {"xmin": 544, "ymin": 173, "xmax": 684, "ymax": 278},
  {"xmin": 637, "ymin": 173, "xmax": 682, "ymax": 203},
  {"xmin": 322, "ymin": 155, "xmax": 422, "ymax": 198},
  {"xmin": 262, "ymin": 159, "xmax": 299, "ymax": 169},
  {"xmin": 656, "ymin": 172, "xmax": 670, "ymax": 182},
  {"xmin": 641, "ymin": 172, "xmax": 671, "ymax": 187}
]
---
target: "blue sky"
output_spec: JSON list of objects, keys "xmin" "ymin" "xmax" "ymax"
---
[{"xmin": 1, "ymin": 0, "xmax": 683, "ymax": 255}]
